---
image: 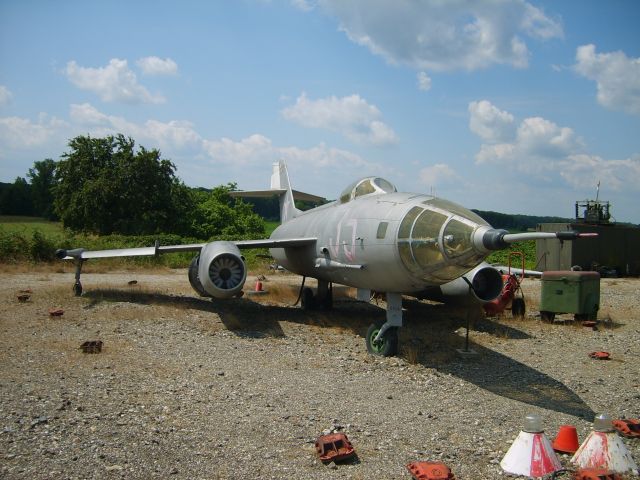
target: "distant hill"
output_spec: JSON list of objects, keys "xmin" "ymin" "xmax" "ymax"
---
[{"xmin": 471, "ymin": 209, "xmax": 572, "ymax": 231}]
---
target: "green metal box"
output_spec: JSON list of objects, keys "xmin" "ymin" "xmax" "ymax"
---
[{"xmin": 539, "ymin": 271, "xmax": 600, "ymax": 321}]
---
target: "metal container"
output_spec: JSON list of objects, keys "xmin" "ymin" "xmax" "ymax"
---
[{"xmin": 539, "ymin": 270, "xmax": 600, "ymax": 321}]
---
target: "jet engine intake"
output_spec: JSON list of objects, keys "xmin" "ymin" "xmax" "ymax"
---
[
  {"xmin": 196, "ymin": 241, "xmax": 247, "ymax": 298},
  {"xmin": 417, "ymin": 263, "xmax": 503, "ymax": 304}
]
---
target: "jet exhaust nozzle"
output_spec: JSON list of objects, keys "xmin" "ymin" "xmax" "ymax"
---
[{"xmin": 418, "ymin": 263, "xmax": 504, "ymax": 304}]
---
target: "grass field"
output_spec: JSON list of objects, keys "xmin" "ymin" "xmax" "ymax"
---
[
  {"xmin": 0, "ymin": 216, "xmax": 64, "ymax": 236},
  {"xmin": 0, "ymin": 216, "xmax": 537, "ymax": 270}
]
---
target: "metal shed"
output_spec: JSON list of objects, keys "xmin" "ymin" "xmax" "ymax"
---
[{"xmin": 536, "ymin": 222, "xmax": 640, "ymax": 276}]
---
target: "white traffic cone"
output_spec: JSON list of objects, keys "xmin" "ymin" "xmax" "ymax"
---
[
  {"xmin": 571, "ymin": 413, "xmax": 638, "ymax": 474},
  {"xmin": 500, "ymin": 414, "xmax": 563, "ymax": 477}
]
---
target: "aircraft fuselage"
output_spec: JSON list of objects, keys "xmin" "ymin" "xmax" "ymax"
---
[{"xmin": 270, "ymin": 192, "xmax": 491, "ymax": 293}]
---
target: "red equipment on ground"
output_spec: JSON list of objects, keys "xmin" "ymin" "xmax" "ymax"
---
[
  {"xmin": 406, "ymin": 461, "xmax": 456, "ymax": 480},
  {"xmin": 612, "ymin": 419, "xmax": 640, "ymax": 438},
  {"xmin": 573, "ymin": 468, "xmax": 621, "ymax": 480},
  {"xmin": 483, "ymin": 251, "xmax": 526, "ymax": 317},
  {"xmin": 315, "ymin": 433, "xmax": 356, "ymax": 464}
]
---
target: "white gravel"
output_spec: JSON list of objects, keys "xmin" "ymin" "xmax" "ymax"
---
[{"xmin": 1, "ymin": 269, "xmax": 639, "ymax": 479}]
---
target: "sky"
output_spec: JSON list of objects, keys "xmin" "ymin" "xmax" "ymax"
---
[{"xmin": 1, "ymin": 0, "xmax": 639, "ymax": 223}]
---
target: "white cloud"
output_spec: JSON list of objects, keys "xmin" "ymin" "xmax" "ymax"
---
[
  {"xmin": 70, "ymin": 103, "xmax": 201, "ymax": 151},
  {"xmin": 0, "ymin": 113, "xmax": 67, "ymax": 148},
  {"xmin": 559, "ymin": 154, "xmax": 640, "ymax": 192},
  {"xmin": 468, "ymin": 100, "xmax": 515, "ymax": 142},
  {"xmin": 469, "ymin": 100, "xmax": 639, "ymax": 192},
  {"xmin": 136, "ymin": 56, "xmax": 178, "ymax": 75},
  {"xmin": 65, "ymin": 59, "xmax": 165, "ymax": 104},
  {"xmin": 70, "ymin": 103, "xmax": 373, "ymax": 172},
  {"xmin": 282, "ymin": 93, "xmax": 398, "ymax": 146},
  {"xmin": 203, "ymin": 133, "xmax": 369, "ymax": 169},
  {"xmin": 0, "ymin": 85, "xmax": 13, "ymax": 107},
  {"xmin": 291, "ymin": 0, "xmax": 315, "ymax": 11},
  {"xmin": 419, "ymin": 163, "xmax": 457, "ymax": 186},
  {"xmin": 417, "ymin": 72, "xmax": 432, "ymax": 91},
  {"xmin": 574, "ymin": 44, "xmax": 640, "ymax": 115},
  {"xmin": 318, "ymin": 0, "xmax": 562, "ymax": 71}
]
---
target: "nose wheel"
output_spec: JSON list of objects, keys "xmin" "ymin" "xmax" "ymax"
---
[{"xmin": 366, "ymin": 323, "xmax": 398, "ymax": 357}]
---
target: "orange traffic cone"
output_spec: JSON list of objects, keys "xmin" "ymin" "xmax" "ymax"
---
[
  {"xmin": 255, "ymin": 280, "xmax": 263, "ymax": 292},
  {"xmin": 571, "ymin": 414, "xmax": 638, "ymax": 474},
  {"xmin": 500, "ymin": 414, "xmax": 562, "ymax": 477},
  {"xmin": 553, "ymin": 424, "xmax": 580, "ymax": 454}
]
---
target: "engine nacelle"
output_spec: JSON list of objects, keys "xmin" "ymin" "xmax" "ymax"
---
[
  {"xmin": 417, "ymin": 262, "xmax": 504, "ymax": 304},
  {"xmin": 189, "ymin": 241, "xmax": 247, "ymax": 299}
]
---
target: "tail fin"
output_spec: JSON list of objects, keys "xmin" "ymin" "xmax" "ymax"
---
[
  {"xmin": 228, "ymin": 160, "xmax": 325, "ymax": 223},
  {"xmin": 270, "ymin": 161, "xmax": 301, "ymax": 223}
]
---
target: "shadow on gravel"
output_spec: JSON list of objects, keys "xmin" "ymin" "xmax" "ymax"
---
[
  {"xmin": 397, "ymin": 299, "xmax": 594, "ymax": 418},
  {"xmin": 434, "ymin": 343, "xmax": 595, "ymax": 419},
  {"xmin": 84, "ymin": 288, "xmax": 593, "ymax": 418},
  {"xmin": 84, "ymin": 289, "xmax": 286, "ymax": 338}
]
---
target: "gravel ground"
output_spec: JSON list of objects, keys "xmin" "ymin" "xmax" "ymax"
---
[{"xmin": 1, "ymin": 268, "xmax": 639, "ymax": 479}]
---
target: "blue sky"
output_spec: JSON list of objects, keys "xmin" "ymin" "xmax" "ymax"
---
[{"xmin": 1, "ymin": 0, "xmax": 639, "ymax": 222}]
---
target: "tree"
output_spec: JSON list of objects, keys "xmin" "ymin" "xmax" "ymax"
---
[
  {"xmin": 0, "ymin": 177, "xmax": 34, "ymax": 216},
  {"xmin": 190, "ymin": 183, "xmax": 265, "ymax": 239},
  {"xmin": 54, "ymin": 134, "xmax": 195, "ymax": 235},
  {"xmin": 27, "ymin": 159, "xmax": 57, "ymax": 220}
]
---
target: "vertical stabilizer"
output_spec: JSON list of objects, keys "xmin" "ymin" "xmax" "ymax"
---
[{"xmin": 271, "ymin": 161, "xmax": 301, "ymax": 223}]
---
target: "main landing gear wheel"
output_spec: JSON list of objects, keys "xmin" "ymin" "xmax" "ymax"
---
[
  {"xmin": 540, "ymin": 311, "xmax": 555, "ymax": 323},
  {"xmin": 511, "ymin": 297, "xmax": 525, "ymax": 318},
  {"xmin": 301, "ymin": 287, "xmax": 316, "ymax": 310},
  {"xmin": 73, "ymin": 282, "xmax": 83, "ymax": 297},
  {"xmin": 366, "ymin": 323, "xmax": 398, "ymax": 357}
]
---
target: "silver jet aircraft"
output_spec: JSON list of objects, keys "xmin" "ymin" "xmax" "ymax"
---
[{"xmin": 57, "ymin": 161, "xmax": 592, "ymax": 356}]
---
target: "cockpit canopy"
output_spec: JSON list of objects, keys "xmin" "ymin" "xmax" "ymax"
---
[
  {"xmin": 340, "ymin": 177, "xmax": 397, "ymax": 203},
  {"xmin": 397, "ymin": 198, "xmax": 490, "ymax": 282}
]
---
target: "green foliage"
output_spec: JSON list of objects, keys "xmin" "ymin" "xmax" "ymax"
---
[
  {"xmin": 54, "ymin": 134, "xmax": 195, "ymax": 236},
  {"xmin": 190, "ymin": 183, "xmax": 265, "ymax": 239},
  {"xmin": 27, "ymin": 159, "xmax": 57, "ymax": 220},
  {"xmin": 473, "ymin": 209, "xmax": 571, "ymax": 231},
  {"xmin": 29, "ymin": 230, "xmax": 57, "ymax": 262},
  {"xmin": 0, "ymin": 177, "xmax": 34, "ymax": 216},
  {"xmin": 485, "ymin": 240, "xmax": 537, "ymax": 270}
]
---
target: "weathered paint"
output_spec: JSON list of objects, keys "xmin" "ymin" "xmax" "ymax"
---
[
  {"xmin": 500, "ymin": 431, "xmax": 562, "ymax": 476},
  {"xmin": 571, "ymin": 431, "xmax": 639, "ymax": 473}
]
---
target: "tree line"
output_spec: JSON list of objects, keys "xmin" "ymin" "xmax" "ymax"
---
[{"xmin": 0, "ymin": 134, "xmax": 265, "ymax": 240}]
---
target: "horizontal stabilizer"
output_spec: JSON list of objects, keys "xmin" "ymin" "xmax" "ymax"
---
[{"xmin": 230, "ymin": 189, "xmax": 325, "ymax": 203}]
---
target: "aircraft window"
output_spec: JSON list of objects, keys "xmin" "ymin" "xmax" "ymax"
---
[
  {"xmin": 340, "ymin": 177, "xmax": 397, "ymax": 203},
  {"xmin": 443, "ymin": 219, "xmax": 474, "ymax": 259},
  {"xmin": 398, "ymin": 242, "xmax": 418, "ymax": 274},
  {"xmin": 423, "ymin": 198, "xmax": 489, "ymax": 225},
  {"xmin": 411, "ymin": 209, "xmax": 447, "ymax": 269},
  {"xmin": 354, "ymin": 179, "xmax": 376, "ymax": 198},
  {"xmin": 398, "ymin": 206, "xmax": 422, "ymax": 239},
  {"xmin": 376, "ymin": 222, "xmax": 389, "ymax": 239},
  {"xmin": 340, "ymin": 180, "xmax": 360, "ymax": 203},
  {"xmin": 373, "ymin": 178, "xmax": 397, "ymax": 193},
  {"xmin": 433, "ymin": 264, "xmax": 470, "ymax": 281}
]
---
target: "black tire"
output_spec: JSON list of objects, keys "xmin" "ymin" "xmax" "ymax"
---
[
  {"xmin": 301, "ymin": 287, "xmax": 316, "ymax": 310},
  {"xmin": 512, "ymin": 297, "xmax": 526, "ymax": 318},
  {"xmin": 366, "ymin": 323, "xmax": 398, "ymax": 357},
  {"xmin": 540, "ymin": 311, "xmax": 555, "ymax": 323},
  {"xmin": 319, "ymin": 285, "xmax": 333, "ymax": 310},
  {"xmin": 188, "ymin": 255, "xmax": 210, "ymax": 297},
  {"xmin": 73, "ymin": 282, "xmax": 82, "ymax": 297}
]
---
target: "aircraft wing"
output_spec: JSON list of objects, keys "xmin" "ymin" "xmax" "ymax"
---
[{"xmin": 56, "ymin": 238, "xmax": 317, "ymax": 261}]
